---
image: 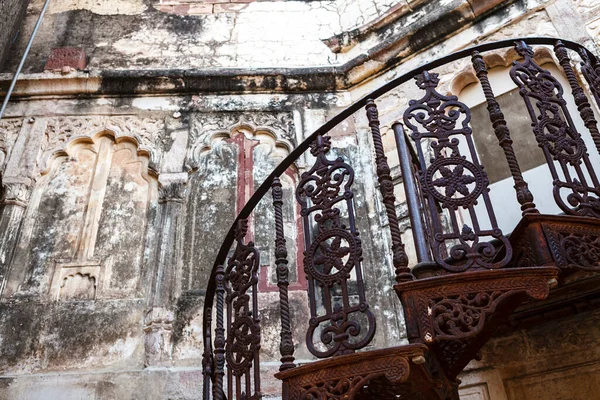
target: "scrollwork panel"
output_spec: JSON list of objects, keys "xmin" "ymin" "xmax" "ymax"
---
[
  {"xmin": 511, "ymin": 41, "xmax": 600, "ymax": 218},
  {"xmin": 223, "ymin": 219, "xmax": 262, "ymax": 399},
  {"xmin": 403, "ymin": 71, "xmax": 511, "ymax": 272},
  {"xmin": 296, "ymin": 135, "xmax": 375, "ymax": 358}
]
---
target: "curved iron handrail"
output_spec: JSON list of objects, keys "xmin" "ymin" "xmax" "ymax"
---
[{"xmin": 201, "ymin": 36, "xmax": 598, "ymax": 357}]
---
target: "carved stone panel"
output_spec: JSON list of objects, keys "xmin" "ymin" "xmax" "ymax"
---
[
  {"xmin": 6, "ymin": 133, "xmax": 157, "ymax": 300},
  {"xmin": 10, "ymin": 143, "xmax": 97, "ymax": 297},
  {"xmin": 505, "ymin": 362, "xmax": 600, "ymax": 400},
  {"xmin": 60, "ymin": 272, "xmax": 97, "ymax": 300},
  {"xmin": 0, "ymin": 118, "xmax": 22, "ymax": 170},
  {"xmin": 95, "ymin": 139, "xmax": 156, "ymax": 297},
  {"xmin": 182, "ymin": 140, "xmax": 239, "ymax": 291},
  {"xmin": 182, "ymin": 112, "xmax": 296, "ymax": 292}
]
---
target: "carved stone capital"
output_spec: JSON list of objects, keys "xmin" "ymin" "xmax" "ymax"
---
[
  {"xmin": 158, "ymin": 173, "xmax": 188, "ymax": 203},
  {"xmin": 144, "ymin": 307, "xmax": 175, "ymax": 366},
  {"xmin": 1, "ymin": 179, "xmax": 32, "ymax": 207}
]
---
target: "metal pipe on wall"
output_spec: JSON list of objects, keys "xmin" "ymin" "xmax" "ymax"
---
[{"xmin": 0, "ymin": 0, "xmax": 52, "ymax": 120}]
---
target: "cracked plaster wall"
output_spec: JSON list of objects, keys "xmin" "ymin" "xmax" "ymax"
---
[
  {"xmin": 0, "ymin": 0, "xmax": 599, "ymax": 399},
  {"xmin": 3, "ymin": 0, "xmax": 542, "ymax": 73}
]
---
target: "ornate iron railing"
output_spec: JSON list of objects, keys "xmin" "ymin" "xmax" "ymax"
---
[{"xmin": 201, "ymin": 38, "xmax": 600, "ymax": 399}]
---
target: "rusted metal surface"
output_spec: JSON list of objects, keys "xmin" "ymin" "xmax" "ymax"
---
[
  {"xmin": 395, "ymin": 267, "xmax": 559, "ymax": 379},
  {"xmin": 365, "ymin": 100, "xmax": 413, "ymax": 282},
  {"xmin": 511, "ymin": 40, "xmax": 600, "ymax": 218},
  {"xmin": 510, "ymin": 214, "xmax": 600, "ymax": 280},
  {"xmin": 275, "ymin": 345, "xmax": 459, "ymax": 400},
  {"xmin": 403, "ymin": 70, "xmax": 511, "ymax": 272},
  {"xmin": 296, "ymin": 135, "xmax": 375, "ymax": 358},
  {"xmin": 202, "ymin": 38, "xmax": 600, "ymax": 400}
]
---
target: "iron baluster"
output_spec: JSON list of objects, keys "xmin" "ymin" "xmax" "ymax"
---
[
  {"xmin": 365, "ymin": 99, "xmax": 413, "ymax": 282},
  {"xmin": 296, "ymin": 135, "xmax": 376, "ymax": 358},
  {"xmin": 578, "ymin": 46, "xmax": 600, "ymax": 153},
  {"xmin": 202, "ymin": 308, "xmax": 214, "ymax": 400},
  {"xmin": 213, "ymin": 265, "xmax": 226, "ymax": 400},
  {"xmin": 271, "ymin": 177, "xmax": 296, "ymax": 371},
  {"xmin": 555, "ymin": 41, "xmax": 600, "ymax": 156},
  {"xmin": 403, "ymin": 70, "xmax": 512, "ymax": 272},
  {"xmin": 471, "ymin": 50, "xmax": 539, "ymax": 215},
  {"xmin": 511, "ymin": 40, "xmax": 600, "ymax": 218}
]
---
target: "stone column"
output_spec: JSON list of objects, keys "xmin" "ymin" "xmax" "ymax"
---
[
  {"xmin": 144, "ymin": 173, "xmax": 187, "ymax": 366},
  {"xmin": 0, "ymin": 118, "xmax": 43, "ymax": 298},
  {"xmin": 0, "ymin": 178, "xmax": 31, "ymax": 296}
]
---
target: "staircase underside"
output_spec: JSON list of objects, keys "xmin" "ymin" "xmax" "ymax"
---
[
  {"xmin": 276, "ymin": 345, "xmax": 459, "ymax": 400},
  {"xmin": 274, "ymin": 213, "xmax": 600, "ymax": 399}
]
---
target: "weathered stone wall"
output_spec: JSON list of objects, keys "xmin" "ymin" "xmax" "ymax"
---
[
  {"xmin": 0, "ymin": 0, "xmax": 599, "ymax": 399},
  {"xmin": 0, "ymin": 0, "xmax": 29, "ymax": 70}
]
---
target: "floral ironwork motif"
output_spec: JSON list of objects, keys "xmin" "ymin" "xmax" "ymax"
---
[
  {"xmin": 543, "ymin": 222, "xmax": 600, "ymax": 271},
  {"xmin": 561, "ymin": 233, "xmax": 600, "ymax": 269},
  {"xmin": 511, "ymin": 41, "xmax": 600, "ymax": 218},
  {"xmin": 397, "ymin": 269, "xmax": 556, "ymax": 379},
  {"xmin": 289, "ymin": 353, "xmax": 411, "ymax": 399},
  {"xmin": 296, "ymin": 135, "xmax": 375, "ymax": 358},
  {"xmin": 199, "ymin": 39, "xmax": 600, "ymax": 400},
  {"xmin": 223, "ymin": 219, "xmax": 262, "ymax": 399},
  {"xmin": 430, "ymin": 291, "xmax": 503, "ymax": 339},
  {"xmin": 403, "ymin": 71, "xmax": 511, "ymax": 272}
]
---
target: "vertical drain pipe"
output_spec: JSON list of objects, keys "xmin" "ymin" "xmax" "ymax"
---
[{"xmin": 0, "ymin": 0, "xmax": 52, "ymax": 120}]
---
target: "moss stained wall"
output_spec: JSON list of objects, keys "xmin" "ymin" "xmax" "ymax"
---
[{"xmin": 0, "ymin": 0, "xmax": 30, "ymax": 69}]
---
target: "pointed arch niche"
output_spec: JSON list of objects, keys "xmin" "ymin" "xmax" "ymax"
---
[
  {"xmin": 183, "ymin": 121, "xmax": 305, "ymax": 293},
  {"xmin": 6, "ymin": 130, "xmax": 158, "ymax": 300}
]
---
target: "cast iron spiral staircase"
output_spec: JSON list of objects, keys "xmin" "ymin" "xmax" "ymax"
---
[{"xmin": 201, "ymin": 38, "xmax": 600, "ymax": 399}]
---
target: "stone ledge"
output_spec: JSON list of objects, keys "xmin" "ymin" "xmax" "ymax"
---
[{"xmin": 0, "ymin": 0, "xmax": 527, "ymax": 97}]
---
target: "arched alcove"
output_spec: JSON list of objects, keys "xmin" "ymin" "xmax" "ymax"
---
[
  {"xmin": 182, "ymin": 123, "xmax": 296, "ymax": 292},
  {"xmin": 6, "ymin": 131, "xmax": 158, "ymax": 300}
]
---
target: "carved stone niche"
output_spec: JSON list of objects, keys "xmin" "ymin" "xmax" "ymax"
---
[
  {"xmin": 6, "ymin": 129, "xmax": 158, "ymax": 300},
  {"xmin": 51, "ymin": 261, "xmax": 101, "ymax": 301}
]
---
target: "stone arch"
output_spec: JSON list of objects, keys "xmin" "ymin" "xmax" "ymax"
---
[
  {"xmin": 39, "ymin": 116, "xmax": 163, "ymax": 175},
  {"xmin": 6, "ymin": 129, "xmax": 158, "ymax": 300},
  {"xmin": 187, "ymin": 122, "xmax": 293, "ymax": 171},
  {"xmin": 181, "ymin": 121, "xmax": 295, "ymax": 293},
  {"xmin": 447, "ymin": 46, "xmax": 556, "ymax": 95},
  {"xmin": 59, "ymin": 272, "xmax": 97, "ymax": 301}
]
